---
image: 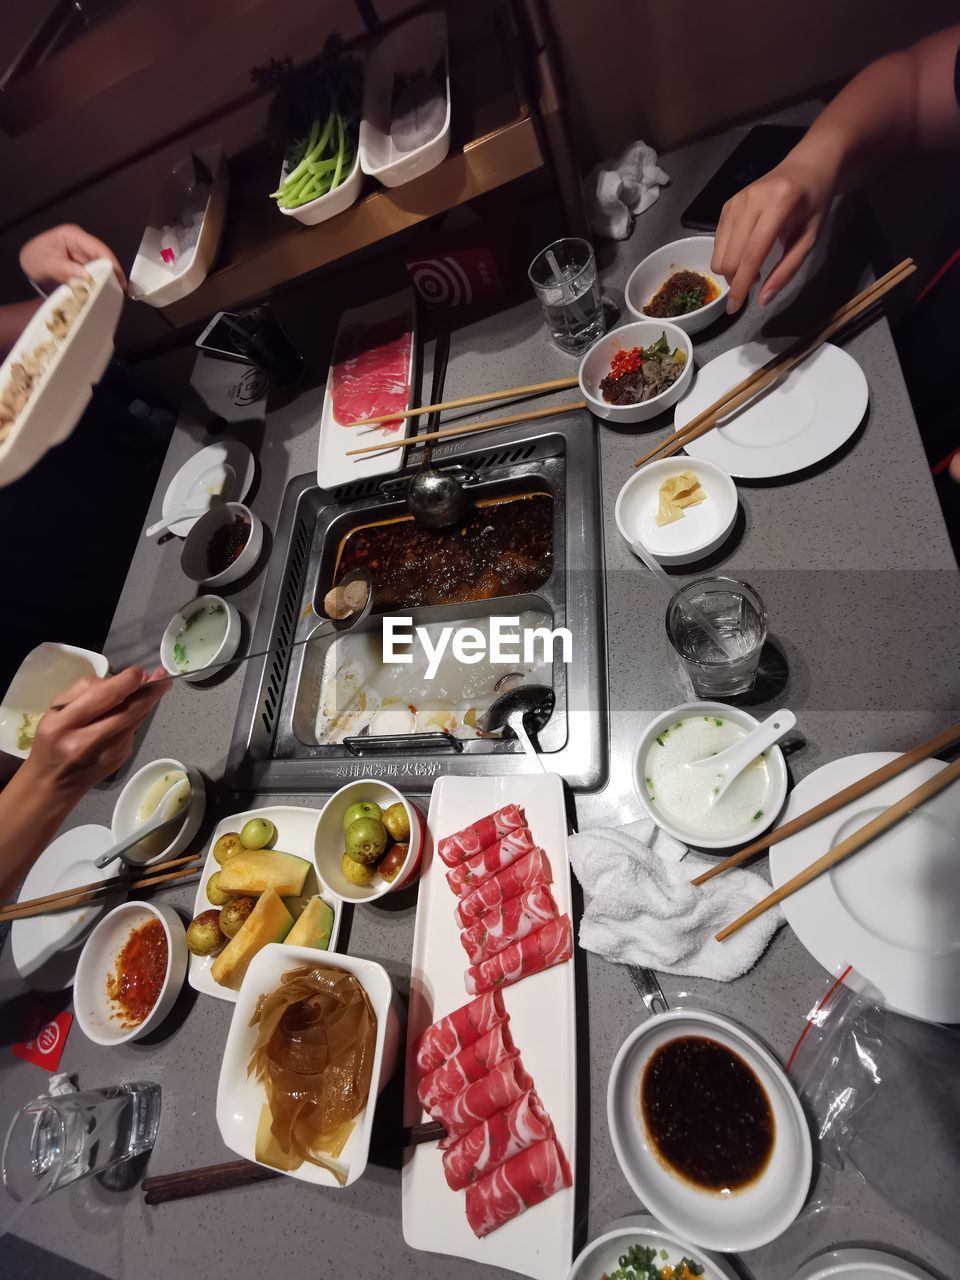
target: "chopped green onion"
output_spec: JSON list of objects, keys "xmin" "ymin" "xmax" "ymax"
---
[{"xmin": 752, "ymin": 809, "xmax": 763, "ymax": 821}]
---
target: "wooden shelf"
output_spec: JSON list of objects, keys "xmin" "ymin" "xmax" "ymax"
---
[{"xmin": 161, "ymin": 11, "xmax": 544, "ymax": 330}]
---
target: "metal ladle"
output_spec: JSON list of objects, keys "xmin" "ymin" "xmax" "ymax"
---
[
  {"xmin": 479, "ymin": 682, "xmax": 555, "ymax": 772},
  {"xmin": 406, "ymin": 332, "xmax": 471, "ymax": 529}
]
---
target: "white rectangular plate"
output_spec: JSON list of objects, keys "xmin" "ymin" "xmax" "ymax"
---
[
  {"xmin": 402, "ymin": 774, "xmax": 576, "ymax": 1280},
  {"xmin": 187, "ymin": 805, "xmax": 342, "ymax": 1003},
  {"xmin": 316, "ymin": 287, "xmax": 416, "ymax": 489}
]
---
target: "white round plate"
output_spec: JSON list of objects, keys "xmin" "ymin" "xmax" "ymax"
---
[
  {"xmin": 769, "ymin": 752, "xmax": 960, "ymax": 1023},
  {"xmin": 161, "ymin": 441, "xmax": 255, "ymax": 537},
  {"xmin": 567, "ymin": 1213, "xmax": 739, "ymax": 1280},
  {"xmin": 794, "ymin": 1246, "xmax": 937, "ymax": 1280},
  {"xmin": 11, "ymin": 824, "xmax": 120, "ymax": 991},
  {"xmin": 607, "ymin": 1010, "xmax": 812, "ymax": 1253},
  {"xmin": 674, "ymin": 341, "xmax": 868, "ymax": 479}
]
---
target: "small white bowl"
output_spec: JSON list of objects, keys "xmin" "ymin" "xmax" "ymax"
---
[
  {"xmin": 216, "ymin": 944, "xmax": 401, "ymax": 1186},
  {"xmin": 607, "ymin": 1009, "xmax": 812, "ymax": 1252},
  {"xmin": 579, "ymin": 320, "xmax": 693, "ymax": 424},
  {"xmin": 314, "ymin": 779, "xmax": 425, "ymax": 904},
  {"xmin": 615, "ymin": 456, "xmax": 738, "ymax": 566},
  {"xmin": 633, "ymin": 701, "xmax": 787, "ymax": 848},
  {"xmin": 566, "ymin": 1214, "xmax": 739, "ymax": 1280},
  {"xmin": 180, "ymin": 501, "xmax": 263, "ymax": 588},
  {"xmin": 74, "ymin": 900, "xmax": 188, "ymax": 1045},
  {"xmin": 160, "ymin": 594, "xmax": 240, "ymax": 684},
  {"xmin": 625, "ymin": 236, "xmax": 729, "ymax": 334},
  {"xmin": 111, "ymin": 756, "xmax": 205, "ymax": 866},
  {"xmin": 0, "ymin": 643, "xmax": 109, "ymax": 760}
]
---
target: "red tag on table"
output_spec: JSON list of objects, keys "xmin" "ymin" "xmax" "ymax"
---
[{"xmin": 12, "ymin": 1011, "xmax": 72, "ymax": 1071}]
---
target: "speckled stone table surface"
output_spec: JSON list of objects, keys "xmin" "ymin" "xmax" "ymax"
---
[{"xmin": 2, "ymin": 111, "xmax": 958, "ymax": 1280}]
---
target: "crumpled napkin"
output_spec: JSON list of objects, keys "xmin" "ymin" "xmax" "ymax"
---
[
  {"xmin": 584, "ymin": 141, "xmax": 670, "ymax": 240},
  {"xmin": 568, "ymin": 818, "xmax": 783, "ymax": 982}
]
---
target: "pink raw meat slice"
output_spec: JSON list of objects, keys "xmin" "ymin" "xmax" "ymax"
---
[
  {"xmin": 331, "ymin": 317, "xmax": 412, "ymax": 427},
  {"xmin": 438, "ymin": 804, "xmax": 526, "ymax": 867},
  {"xmin": 465, "ymin": 914, "xmax": 573, "ymax": 996},
  {"xmin": 417, "ymin": 1022, "xmax": 515, "ymax": 1115},
  {"xmin": 442, "ymin": 1090, "xmax": 552, "ymax": 1192},
  {"xmin": 465, "ymin": 1137, "xmax": 572, "ymax": 1238},
  {"xmin": 459, "ymin": 884, "xmax": 559, "ymax": 967},
  {"xmin": 414, "ymin": 990, "xmax": 507, "ymax": 1076},
  {"xmin": 432, "ymin": 1058, "xmax": 534, "ymax": 1139},
  {"xmin": 455, "ymin": 847, "xmax": 553, "ymax": 929},
  {"xmin": 445, "ymin": 827, "xmax": 537, "ymax": 895}
]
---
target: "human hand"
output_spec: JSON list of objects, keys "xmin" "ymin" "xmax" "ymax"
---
[
  {"xmin": 711, "ymin": 157, "xmax": 836, "ymax": 314},
  {"xmin": 19, "ymin": 223, "xmax": 126, "ymax": 292},
  {"xmin": 26, "ymin": 666, "xmax": 169, "ymax": 796}
]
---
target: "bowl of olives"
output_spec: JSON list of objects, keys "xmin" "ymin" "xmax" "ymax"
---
[{"xmin": 314, "ymin": 780, "xmax": 424, "ymax": 904}]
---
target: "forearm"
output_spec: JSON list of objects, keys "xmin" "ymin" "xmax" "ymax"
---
[
  {"xmin": 0, "ymin": 298, "xmax": 42, "ymax": 359},
  {"xmin": 0, "ymin": 762, "xmax": 85, "ymax": 900}
]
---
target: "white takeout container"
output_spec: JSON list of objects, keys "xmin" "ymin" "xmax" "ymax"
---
[
  {"xmin": 315, "ymin": 779, "xmax": 425, "ymax": 904},
  {"xmin": 217, "ymin": 944, "xmax": 402, "ymax": 1186},
  {"xmin": 74, "ymin": 900, "xmax": 188, "ymax": 1045},
  {"xmin": 615, "ymin": 456, "xmax": 738, "ymax": 566},
  {"xmin": 0, "ymin": 259, "xmax": 122, "ymax": 486},
  {"xmin": 111, "ymin": 756, "xmax": 205, "ymax": 866},
  {"xmin": 0, "ymin": 642, "xmax": 109, "ymax": 760},
  {"xmin": 625, "ymin": 236, "xmax": 729, "ymax": 333},
  {"xmin": 579, "ymin": 320, "xmax": 693, "ymax": 425},
  {"xmin": 180, "ymin": 501, "xmax": 263, "ymax": 587},
  {"xmin": 359, "ymin": 10, "xmax": 451, "ymax": 187},
  {"xmin": 607, "ymin": 1009, "xmax": 812, "ymax": 1252},
  {"xmin": 633, "ymin": 701, "xmax": 788, "ymax": 848},
  {"xmin": 127, "ymin": 145, "xmax": 229, "ymax": 308},
  {"xmin": 160, "ymin": 594, "xmax": 240, "ymax": 683}
]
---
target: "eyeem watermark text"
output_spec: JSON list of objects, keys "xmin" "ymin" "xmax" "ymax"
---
[{"xmin": 382, "ymin": 617, "xmax": 573, "ymax": 680}]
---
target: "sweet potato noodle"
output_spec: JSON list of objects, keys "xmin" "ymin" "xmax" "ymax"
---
[{"xmin": 248, "ymin": 965, "xmax": 377, "ymax": 1182}]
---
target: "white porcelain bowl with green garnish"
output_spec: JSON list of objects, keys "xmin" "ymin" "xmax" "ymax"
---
[
  {"xmin": 160, "ymin": 594, "xmax": 240, "ymax": 684},
  {"xmin": 633, "ymin": 701, "xmax": 788, "ymax": 848}
]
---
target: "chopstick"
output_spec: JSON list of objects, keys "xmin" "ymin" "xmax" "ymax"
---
[
  {"xmin": 716, "ymin": 756, "xmax": 960, "ymax": 941},
  {"xmin": 345, "ymin": 400, "xmax": 587, "ymax": 456},
  {"xmin": 0, "ymin": 854, "xmax": 200, "ymax": 923},
  {"xmin": 345, "ymin": 377, "xmax": 579, "ymax": 428},
  {"xmin": 141, "ymin": 1122, "xmax": 447, "ymax": 1204},
  {"xmin": 634, "ymin": 258, "xmax": 915, "ymax": 469},
  {"xmin": 691, "ymin": 720, "xmax": 960, "ymax": 885}
]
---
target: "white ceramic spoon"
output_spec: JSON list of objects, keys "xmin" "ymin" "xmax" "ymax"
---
[
  {"xmin": 145, "ymin": 463, "xmax": 234, "ymax": 538},
  {"xmin": 687, "ymin": 708, "xmax": 796, "ymax": 803},
  {"xmin": 94, "ymin": 777, "xmax": 191, "ymax": 868}
]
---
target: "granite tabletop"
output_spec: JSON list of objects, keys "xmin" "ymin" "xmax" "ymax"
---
[{"xmin": 2, "ymin": 110, "xmax": 958, "ymax": 1280}]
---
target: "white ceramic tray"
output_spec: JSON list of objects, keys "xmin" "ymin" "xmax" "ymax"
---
[
  {"xmin": 402, "ymin": 774, "xmax": 576, "ymax": 1280},
  {"xmin": 187, "ymin": 805, "xmax": 342, "ymax": 1003},
  {"xmin": 0, "ymin": 258, "xmax": 122, "ymax": 486},
  {"xmin": 317, "ymin": 287, "xmax": 416, "ymax": 489}
]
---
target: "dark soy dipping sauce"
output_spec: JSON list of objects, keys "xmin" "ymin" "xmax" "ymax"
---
[{"xmin": 640, "ymin": 1035, "xmax": 775, "ymax": 1193}]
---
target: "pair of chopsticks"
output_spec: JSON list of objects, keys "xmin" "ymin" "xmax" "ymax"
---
[
  {"xmin": 345, "ymin": 397, "xmax": 586, "ymax": 457},
  {"xmin": 708, "ymin": 720, "xmax": 960, "ymax": 941},
  {"xmin": 635, "ymin": 257, "xmax": 916, "ymax": 468},
  {"xmin": 0, "ymin": 852, "xmax": 200, "ymax": 924}
]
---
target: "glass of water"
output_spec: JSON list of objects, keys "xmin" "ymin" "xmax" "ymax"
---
[
  {"xmin": 665, "ymin": 576, "xmax": 768, "ymax": 698},
  {"xmin": 528, "ymin": 237, "xmax": 605, "ymax": 354},
  {"xmin": 1, "ymin": 1083, "xmax": 161, "ymax": 1205}
]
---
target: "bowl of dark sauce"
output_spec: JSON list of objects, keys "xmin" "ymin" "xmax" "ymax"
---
[{"xmin": 181, "ymin": 500, "xmax": 263, "ymax": 587}]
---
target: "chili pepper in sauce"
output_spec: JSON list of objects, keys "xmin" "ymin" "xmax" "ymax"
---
[
  {"xmin": 106, "ymin": 918, "xmax": 168, "ymax": 1027},
  {"xmin": 608, "ymin": 345, "xmax": 644, "ymax": 379}
]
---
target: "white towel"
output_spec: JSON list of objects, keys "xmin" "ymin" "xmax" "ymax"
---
[
  {"xmin": 584, "ymin": 141, "xmax": 670, "ymax": 241},
  {"xmin": 568, "ymin": 818, "xmax": 783, "ymax": 982}
]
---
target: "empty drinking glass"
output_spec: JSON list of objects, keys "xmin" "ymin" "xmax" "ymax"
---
[
  {"xmin": 665, "ymin": 576, "xmax": 768, "ymax": 697},
  {"xmin": 528, "ymin": 237, "xmax": 605, "ymax": 354},
  {"xmin": 2, "ymin": 1083, "xmax": 161, "ymax": 1205}
]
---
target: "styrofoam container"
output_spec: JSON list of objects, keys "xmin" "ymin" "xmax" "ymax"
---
[
  {"xmin": 359, "ymin": 11, "xmax": 451, "ymax": 187},
  {"xmin": 0, "ymin": 643, "xmax": 109, "ymax": 760},
  {"xmin": 127, "ymin": 145, "xmax": 229, "ymax": 308},
  {"xmin": 0, "ymin": 259, "xmax": 122, "ymax": 487},
  {"xmin": 217, "ymin": 944, "xmax": 402, "ymax": 1186}
]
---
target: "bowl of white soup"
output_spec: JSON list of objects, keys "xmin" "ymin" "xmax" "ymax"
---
[
  {"xmin": 161, "ymin": 595, "xmax": 240, "ymax": 683},
  {"xmin": 634, "ymin": 702, "xmax": 788, "ymax": 848}
]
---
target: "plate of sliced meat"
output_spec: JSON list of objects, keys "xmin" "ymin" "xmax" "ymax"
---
[
  {"xmin": 316, "ymin": 288, "xmax": 417, "ymax": 490},
  {"xmin": 402, "ymin": 774, "xmax": 576, "ymax": 1280}
]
